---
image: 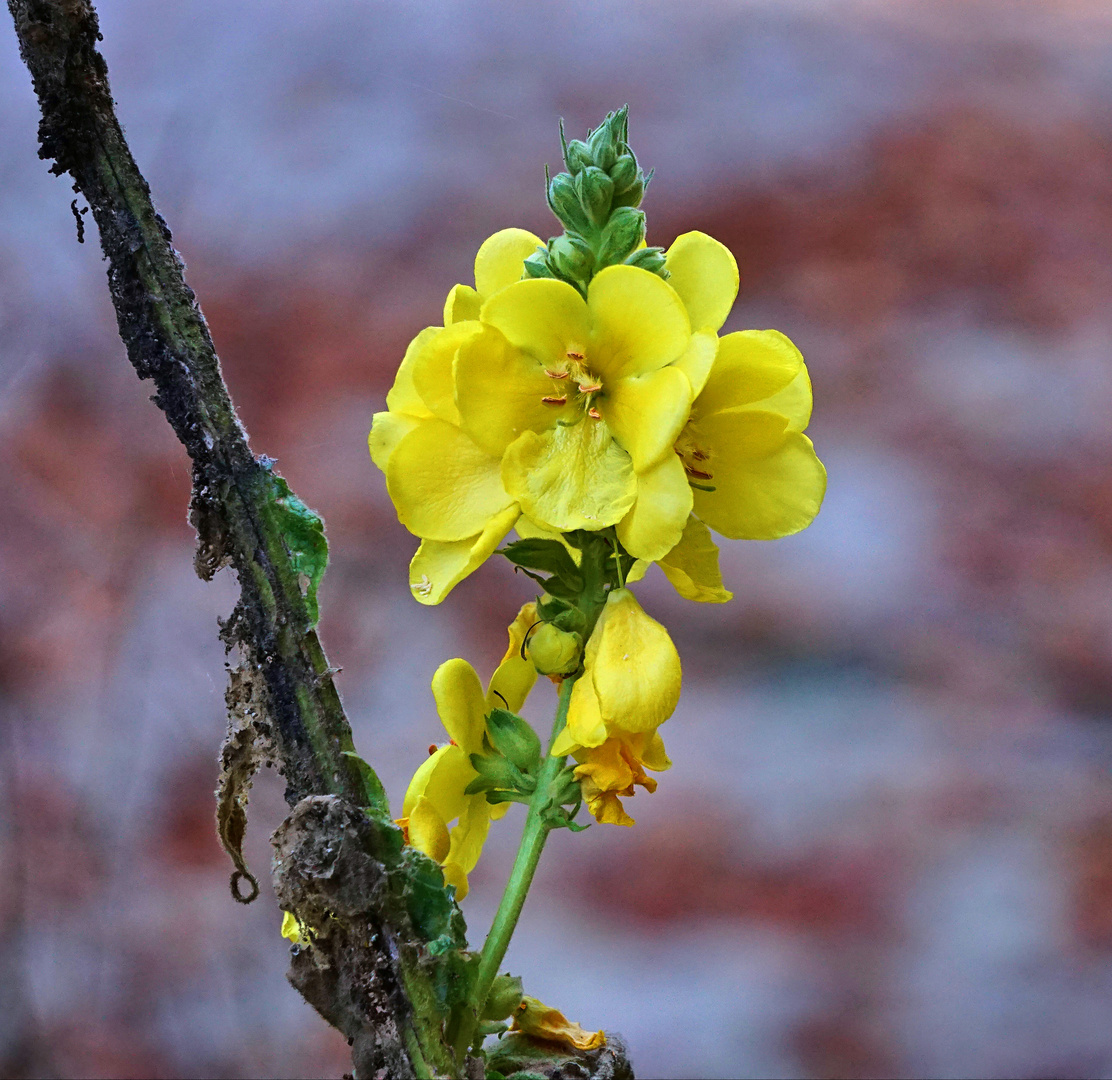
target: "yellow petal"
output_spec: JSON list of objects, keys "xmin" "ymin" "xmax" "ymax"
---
[
  {"xmin": 615, "ymin": 453, "xmax": 693, "ymax": 562},
  {"xmin": 432, "ymin": 658, "xmax": 488, "ymax": 756},
  {"xmin": 638, "ymin": 729, "xmax": 672, "ymax": 772},
  {"xmin": 281, "ymin": 910, "xmax": 308, "ymax": 944},
  {"xmin": 573, "ymin": 739, "xmax": 633, "ymax": 793},
  {"xmin": 411, "ymin": 321, "xmax": 481, "ymax": 425},
  {"xmin": 502, "ymin": 422, "xmax": 636, "ymax": 532},
  {"xmin": 387, "ymin": 419, "xmax": 512, "ymax": 542},
  {"xmin": 441, "ymin": 860, "xmax": 469, "ymax": 900},
  {"xmin": 511, "ymin": 997, "xmax": 606, "ymax": 1052},
  {"xmin": 408, "ymin": 504, "xmax": 520, "ymax": 606},
  {"xmin": 455, "ymin": 326, "xmax": 561, "ymax": 457},
  {"xmin": 407, "ymin": 744, "xmax": 475, "ymax": 824},
  {"xmin": 444, "ymin": 283, "xmax": 481, "ymax": 326},
  {"xmin": 474, "ymin": 228, "xmax": 543, "ymax": 299},
  {"xmin": 601, "ymin": 365, "xmax": 692, "ymax": 473},
  {"xmin": 745, "ymin": 365, "xmax": 813, "ymax": 433},
  {"xmin": 445, "ymin": 795, "xmax": 493, "ymax": 875},
  {"xmin": 387, "ymin": 327, "xmax": 439, "ymax": 417},
  {"xmin": 626, "ymin": 559, "xmax": 649, "ymax": 583},
  {"xmin": 368, "ymin": 410, "xmax": 422, "ymax": 474},
  {"xmin": 587, "ymin": 265, "xmax": 690, "ymax": 380},
  {"xmin": 590, "ymin": 589, "xmax": 681, "ymax": 734},
  {"xmin": 481, "ymin": 277, "xmax": 589, "ymax": 366},
  {"xmin": 550, "ymin": 725, "xmax": 581, "ymax": 758},
  {"xmin": 408, "ymin": 795, "xmax": 451, "ymax": 863},
  {"xmin": 671, "ymin": 329, "xmax": 719, "ymax": 398},
  {"xmin": 584, "ymin": 789, "xmax": 635, "ymax": 826},
  {"xmin": 656, "ymin": 514, "xmax": 733, "ymax": 603},
  {"xmin": 691, "ymin": 411, "xmax": 827, "ymax": 540},
  {"xmin": 565, "ymin": 674, "xmax": 607, "ymax": 748},
  {"xmin": 487, "ymin": 601, "xmax": 539, "ymax": 713},
  {"xmin": 694, "ymin": 330, "xmax": 803, "ymax": 420},
  {"xmin": 664, "ymin": 231, "xmax": 739, "ymax": 332}
]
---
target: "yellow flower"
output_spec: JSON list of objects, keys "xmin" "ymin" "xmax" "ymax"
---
[
  {"xmin": 454, "ymin": 265, "xmax": 695, "ymax": 535},
  {"xmin": 398, "ymin": 604, "xmax": 537, "ymax": 899},
  {"xmin": 510, "ymin": 996, "xmax": 606, "ymax": 1052},
  {"xmin": 573, "ymin": 730, "xmax": 670, "ymax": 827},
  {"xmin": 618, "ymin": 231, "xmax": 826, "ymax": 599},
  {"xmin": 368, "ymin": 230, "xmax": 541, "ymax": 605},
  {"xmin": 550, "ymin": 588, "xmax": 679, "ymax": 824},
  {"xmin": 280, "ymin": 910, "xmax": 310, "ymax": 946}
]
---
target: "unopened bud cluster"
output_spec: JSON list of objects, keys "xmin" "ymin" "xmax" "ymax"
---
[{"xmin": 524, "ymin": 106, "xmax": 668, "ymax": 295}]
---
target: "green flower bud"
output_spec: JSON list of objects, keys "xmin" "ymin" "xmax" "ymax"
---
[
  {"xmin": 486, "ymin": 708, "xmax": 542, "ymax": 774},
  {"xmin": 528, "ymin": 622, "xmax": 582, "ymax": 676},
  {"xmin": 586, "ymin": 117, "xmax": 621, "ymax": 171},
  {"xmin": 574, "ymin": 166, "xmax": 614, "ymax": 229},
  {"xmin": 548, "ymin": 234, "xmax": 595, "ymax": 283},
  {"xmin": 523, "ymin": 250, "xmax": 554, "ymax": 279},
  {"xmin": 608, "ymin": 154, "xmax": 644, "ymax": 206},
  {"xmin": 547, "ymin": 172, "xmax": 591, "ymax": 234},
  {"xmin": 483, "ymin": 974, "xmax": 524, "ymax": 1021},
  {"xmin": 597, "ymin": 206, "xmax": 646, "ymax": 266},
  {"xmin": 564, "ymin": 139, "xmax": 593, "ymax": 175},
  {"xmin": 625, "ymin": 245, "xmax": 669, "ymax": 276}
]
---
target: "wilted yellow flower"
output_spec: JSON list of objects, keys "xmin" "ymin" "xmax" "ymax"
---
[
  {"xmin": 454, "ymin": 265, "xmax": 694, "ymax": 535},
  {"xmin": 368, "ymin": 229, "xmax": 542, "ymax": 605},
  {"xmin": 510, "ymin": 996, "xmax": 606, "ymax": 1051},
  {"xmin": 549, "ymin": 588, "xmax": 679, "ymax": 824},
  {"xmin": 398, "ymin": 604, "xmax": 537, "ymax": 898}
]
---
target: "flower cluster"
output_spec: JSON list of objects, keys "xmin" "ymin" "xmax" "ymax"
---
[{"xmin": 368, "ymin": 107, "xmax": 825, "ymax": 892}]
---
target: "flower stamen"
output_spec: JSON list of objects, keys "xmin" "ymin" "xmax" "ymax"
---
[
  {"xmin": 588, "ymin": 406, "xmax": 602, "ymax": 420},
  {"xmin": 542, "ymin": 395, "xmax": 568, "ymax": 405}
]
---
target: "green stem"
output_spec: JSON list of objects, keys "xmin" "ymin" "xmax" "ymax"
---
[{"xmin": 455, "ymin": 674, "xmax": 578, "ymax": 1060}]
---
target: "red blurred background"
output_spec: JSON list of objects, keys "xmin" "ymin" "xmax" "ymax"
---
[{"xmin": 4, "ymin": 2, "xmax": 1112, "ymax": 1076}]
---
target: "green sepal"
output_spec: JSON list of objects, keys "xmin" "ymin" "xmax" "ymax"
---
[
  {"xmin": 341, "ymin": 750, "xmax": 391, "ymax": 819},
  {"xmin": 486, "ymin": 709, "xmax": 542, "ymax": 774},
  {"xmin": 467, "ymin": 753, "xmax": 534, "ymax": 796},
  {"xmin": 536, "ymin": 594, "xmax": 587, "ymax": 634},
  {"xmin": 483, "ymin": 973, "xmax": 524, "ymax": 1021},
  {"xmin": 264, "ymin": 471, "xmax": 328, "ymax": 628},
  {"xmin": 625, "ymin": 245, "xmax": 668, "ymax": 276}
]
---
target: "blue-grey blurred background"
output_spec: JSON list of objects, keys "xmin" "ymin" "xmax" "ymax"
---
[{"xmin": 4, "ymin": 2, "xmax": 1112, "ymax": 1077}]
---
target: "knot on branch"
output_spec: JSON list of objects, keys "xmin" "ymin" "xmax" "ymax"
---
[{"xmin": 271, "ymin": 796, "xmax": 415, "ymax": 1080}]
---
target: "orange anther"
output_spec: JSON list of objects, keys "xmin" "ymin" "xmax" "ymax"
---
[
  {"xmin": 684, "ymin": 466, "xmax": 713, "ymax": 481},
  {"xmin": 578, "ymin": 382, "xmax": 602, "ymax": 394},
  {"xmin": 542, "ymin": 395, "xmax": 568, "ymax": 405},
  {"xmin": 566, "ymin": 350, "xmax": 585, "ymax": 360},
  {"xmin": 588, "ymin": 406, "xmax": 602, "ymax": 419},
  {"xmin": 427, "ymin": 744, "xmax": 437, "ymax": 755},
  {"xmin": 545, "ymin": 369, "xmax": 569, "ymax": 379}
]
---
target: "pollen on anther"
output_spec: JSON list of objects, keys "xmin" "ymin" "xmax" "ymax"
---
[
  {"xmin": 545, "ymin": 369, "xmax": 569, "ymax": 379},
  {"xmin": 542, "ymin": 395, "xmax": 567, "ymax": 405},
  {"xmin": 566, "ymin": 350, "xmax": 585, "ymax": 361},
  {"xmin": 588, "ymin": 406, "xmax": 602, "ymax": 419},
  {"xmin": 685, "ymin": 466, "xmax": 713, "ymax": 480},
  {"xmin": 427, "ymin": 744, "xmax": 437, "ymax": 755},
  {"xmin": 578, "ymin": 382, "xmax": 602, "ymax": 394}
]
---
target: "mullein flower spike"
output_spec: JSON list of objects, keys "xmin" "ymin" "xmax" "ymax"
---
[{"xmin": 364, "ymin": 106, "xmax": 826, "ymax": 1058}]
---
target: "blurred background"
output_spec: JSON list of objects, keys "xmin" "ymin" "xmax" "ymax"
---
[{"xmin": 3, "ymin": 1, "xmax": 1112, "ymax": 1076}]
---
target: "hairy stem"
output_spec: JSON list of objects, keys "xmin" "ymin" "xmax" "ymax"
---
[{"xmin": 455, "ymin": 674, "xmax": 578, "ymax": 1060}]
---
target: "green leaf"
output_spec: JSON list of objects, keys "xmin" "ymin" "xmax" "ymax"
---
[
  {"xmin": 401, "ymin": 848, "xmax": 456, "ymax": 942},
  {"xmin": 499, "ymin": 539, "xmax": 583, "ymax": 591},
  {"xmin": 266, "ymin": 473, "xmax": 328, "ymax": 628},
  {"xmin": 486, "ymin": 709, "xmax": 542, "ymax": 774},
  {"xmin": 483, "ymin": 973, "xmax": 524, "ymax": 1021},
  {"xmin": 341, "ymin": 750, "xmax": 391, "ymax": 819}
]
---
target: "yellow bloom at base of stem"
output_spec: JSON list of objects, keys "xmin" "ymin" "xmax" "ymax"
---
[
  {"xmin": 399, "ymin": 603, "xmax": 538, "ymax": 899},
  {"xmin": 510, "ymin": 996, "xmax": 606, "ymax": 1052}
]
